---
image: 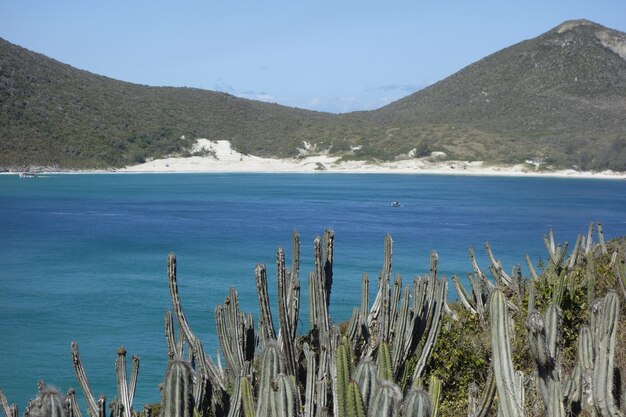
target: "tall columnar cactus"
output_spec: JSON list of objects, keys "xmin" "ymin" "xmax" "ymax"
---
[
  {"xmin": 368, "ymin": 380, "xmax": 402, "ymax": 417},
  {"xmin": 240, "ymin": 377, "xmax": 255, "ymax": 417},
  {"xmin": 490, "ymin": 289, "xmax": 524, "ymax": 417},
  {"xmin": 70, "ymin": 342, "xmax": 106, "ymax": 417},
  {"xmin": 255, "ymin": 263, "xmax": 277, "ymax": 345},
  {"xmin": 0, "ymin": 388, "xmax": 19, "ymax": 417},
  {"xmin": 302, "ymin": 343, "xmax": 316, "ymax": 417},
  {"xmin": 336, "ymin": 339, "xmax": 356, "ymax": 417},
  {"xmin": 23, "ymin": 384, "xmax": 68, "ymax": 417},
  {"xmin": 353, "ymin": 358, "xmax": 377, "ymax": 413},
  {"xmin": 346, "ymin": 382, "xmax": 366, "ymax": 417},
  {"xmin": 114, "ymin": 347, "xmax": 139, "ymax": 417},
  {"xmin": 378, "ymin": 342, "xmax": 393, "ymax": 382},
  {"xmin": 277, "ymin": 247, "xmax": 298, "ymax": 379},
  {"xmin": 467, "ymin": 370, "xmax": 496, "ymax": 417},
  {"xmin": 526, "ymin": 301, "xmax": 562, "ymax": 410},
  {"xmin": 616, "ymin": 256, "xmax": 626, "ymax": 302},
  {"xmin": 410, "ymin": 276, "xmax": 447, "ymax": 384},
  {"xmin": 287, "ymin": 231, "xmax": 301, "ymax": 354},
  {"xmin": 359, "ymin": 234, "xmax": 448, "ymax": 386},
  {"xmin": 400, "ymin": 386, "xmax": 431, "ymax": 417},
  {"xmin": 591, "ymin": 291, "xmax": 621, "ymax": 416},
  {"xmin": 256, "ymin": 342, "xmax": 283, "ymax": 417},
  {"xmin": 64, "ymin": 389, "xmax": 83, "ymax": 417},
  {"xmin": 485, "ymin": 241, "xmax": 512, "ymax": 287},
  {"xmin": 428, "ymin": 375, "xmax": 441, "ymax": 417},
  {"xmin": 167, "ymin": 253, "xmax": 225, "ymax": 393},
  {"xmin": 161, "ymin": 360, "xmax": 195, "ymax": 417},
  {"xmin": 270, "ymin": 374, "xmax": 300, "ymax": 417},
  {"xmin": 215, "ymin": 287, "xmax": 255, "ymax": 382}
]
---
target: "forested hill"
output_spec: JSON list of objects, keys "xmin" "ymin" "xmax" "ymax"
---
[{"xmin": 1, "ymin": 19, "xmax": 625, "ymax": 170}]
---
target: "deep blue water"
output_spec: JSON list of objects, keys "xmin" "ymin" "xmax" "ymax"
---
[{"xmin": 1, "ymin": 173, "xmax": 625, "ymax": 408}]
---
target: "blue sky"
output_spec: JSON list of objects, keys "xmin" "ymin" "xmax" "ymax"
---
[{"xmin": 1, "ymin": 1, "xmax": 625, "ymax": 113}]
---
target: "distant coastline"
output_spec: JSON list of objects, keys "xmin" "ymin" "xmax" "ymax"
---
[{"xmin": 6, "ymin": 139, "xmax": 626, "ymax": 180}]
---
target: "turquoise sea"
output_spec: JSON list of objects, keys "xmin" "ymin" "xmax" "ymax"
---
[{"xmin": 1, "ymin": 173, "xmax": 625, "ymax": 408}]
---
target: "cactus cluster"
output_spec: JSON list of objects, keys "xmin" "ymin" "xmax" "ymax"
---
[{"xmin": 1, "ymin": 222, "xmax": 625, "ymax": 417}]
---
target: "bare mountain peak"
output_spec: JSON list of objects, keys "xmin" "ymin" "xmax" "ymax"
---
[
  {"xmin": 555, "ymin": 19, "xmax": 599, "ymax": 33},
  {"xmin": 551, "ymin": 19, "xmax": 626, "ymax": 61}
]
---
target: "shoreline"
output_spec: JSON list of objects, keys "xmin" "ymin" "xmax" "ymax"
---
[{"xmin": 5, "ymin": 139, "xmax": 626, "ymax": 180}]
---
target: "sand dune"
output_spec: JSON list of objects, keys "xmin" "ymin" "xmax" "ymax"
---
[{"xmin": 116, "ymin": 139, "xmax": 626, "ymax": 179}]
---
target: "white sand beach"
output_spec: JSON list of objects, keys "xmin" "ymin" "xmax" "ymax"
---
[{"xmin": 114, "ymin": 139, "xmax": 626, "ymax": 179}]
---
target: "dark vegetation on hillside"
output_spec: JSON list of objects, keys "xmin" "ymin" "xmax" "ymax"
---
[
  {"xmin": 1, "ymin": 19, "xmax": 626, "ymax": 170},
  {"xmin": 1, "ymin": 223, "xmax": 626, "ymax": 416}
]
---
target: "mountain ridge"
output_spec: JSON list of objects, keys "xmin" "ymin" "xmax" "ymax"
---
[{"xmin": 1, "ymin": 19, "xmax": 625, "ymax": 170}]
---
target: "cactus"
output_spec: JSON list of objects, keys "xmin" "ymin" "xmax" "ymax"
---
[
  {"xmin": 526, "ymin": 302, "xmax": 561, "ymax": 409},
  {"xmin": 377, "ymin": 341, "xmax": 393, "ymax": 382},
  {"xmin": 277, "ymin": 247, "xmax": 298, "ymax": 379},
  {"xmin": 346, "ymin": 381, "xmax": 366, "ymax": 417},
  {"xmin": 114, "ymin": 347, "xmax": 139, "ymax": 417},
  {"xmin": 303, "ymin": 343, "xmax": 316, "ymax": 417},
  {"xmin": 22, "ymin": 383, "xmax": 68, "ymax": 417},
  {"xmin": 453, "ymin": 275, "xmax": 478, "ymax": 315},
  {"xmin": 597, "ymin": 223, "xmax": 608, "ymax": 255},
  {"xmin": 215, "ymin": 287, "xmax": 255, "ymax": 383},
  {"xmin": 70, "ymin": 342, "xmax": 105, "ymax": 417},
  {"xmin": 400, "ymin": 386, "xmax": 431, "ymax": 417},
  {"xmin": 367, "ymin": 235, "xmax": 393, "ymax": 336},
  {"xmin": 161, "ymin": 360, "xmax": 194, "ymax": 417},
  {"xmin": 354, "ymin": 358, "xmax": 377, "ymax": 413},
  {"xmin": 336, "ymin": 339, "xmax": 355, "ymax": 417},
  {"xmin": 616, "ymin": 255, "xmax": 626, "ymax": 302},
  {"xmin": 256, "ymin": 342, "xmax": 283, "ymax": 417},
  {"xmin": 167, "ymin": 253, "xmax": 225, "ymax": 392},
  {"xmin": 270, "ymin": 374, "xmax": 299, "ymax": 417},
  {"xmin": 591, "ymin": 291, "xmax": 621, "ymax": 416},
  {"xmin": 0, "ymin": 388, "xmax": 18, "ymax": 417},
  {"xmin": 390, "ymin": 286, "xmax": 412, "ymax": 375},
  {"xmin": 255, "ymin": 263, "xmax": 277, "ymax": 345},
  {"xmin": 490, "ymin": 289, "xmax": 524, "ymax": 417},
  {"xmin": 369, "ymin": 380, "xmax": 402, "ymax": 417},
  {"xmin": 428, "ymin": 375, "xmax": 441, "ymax": 417},
  {"xmin": 240, "ymin": 377, "xmax": 255, "ymax": 417},
  {"xmin": 485, "ymin": 241, "xmax": 512, "ymax": 287},
  {"xmin": 287, "ymin": 231, "xmax": 301, "ymax": 351},
  {"xmin": 410, "ymin": 277, "xmax": 447, "ymax": 383},
  {"xmin": 65, "ymin": 389, "xmax": 81, "ymax": 417}
]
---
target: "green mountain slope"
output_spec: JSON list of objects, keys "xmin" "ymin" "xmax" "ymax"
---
[
  {"xmin": 368, "ymin": 19, "xmax": 626, "ymax": 170},
  {"xmin": 1, "ymin": 19, "xmax": 625, "ymax": 170},
  {"xmin": 0, "ymin": 39, "xmax": 335, "ymax": 168}
]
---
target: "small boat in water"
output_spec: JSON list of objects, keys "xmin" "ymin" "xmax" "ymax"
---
[
  {"xmin": 390, "ymin": 201, "xmax": 402, "ymax": 207},
  {"xmin": 18, "ymin": 172, "xmax": 37, "ymax": 178}
]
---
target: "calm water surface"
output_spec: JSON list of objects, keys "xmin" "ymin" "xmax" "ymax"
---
[{"xmin": 1, "ymin": 173, "xmax": 625, "ymax": 407}]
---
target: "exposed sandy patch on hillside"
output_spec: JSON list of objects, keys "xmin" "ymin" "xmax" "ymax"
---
[{"xmin": 117, "ymin": 139, "xmax": 626, "ymax": 179}]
